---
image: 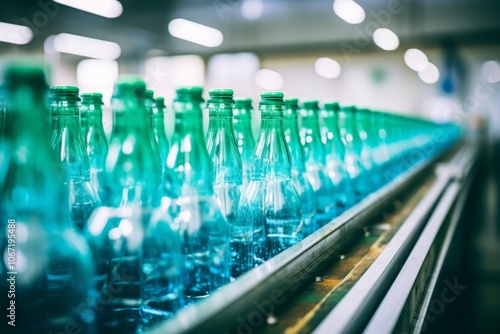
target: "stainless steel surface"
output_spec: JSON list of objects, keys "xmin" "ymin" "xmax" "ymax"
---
[{"xmin": 148, "ymin": 147, "xmax": 448, "ymax": 334}]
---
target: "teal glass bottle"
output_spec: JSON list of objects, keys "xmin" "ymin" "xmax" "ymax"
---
[
  {"xmin": 164, "ymin": 86, "xmax": 231, "ymax": 300},
  {"xmin": 85, "ymin": 77, "xmax": 181, "ymax": 333},
  {"xmin": 354, "ymin": 107, "xmax": 375, "ymax": 195},
  {"xmin": 105, "ymin": 78, "xmax": 162, "ymax": 207},
  {"xmin": 372, "ymin": 111, "xmax": 392, "ymax": 185},
  {"xmin": 283, "ymin": 98, "xmax": 317, "ymax": 238},
  {"xmin": 247, "ymin": 92, "xmax": 302, "ymax": 261},
  {"xmin": 80, "ymin": 92, "xmax": 109, "ymax": 204},
  {"xmin": 48, "ymin": 86, "xmax": 101, "ymax": 231},
  {"xmin": 338, "ymin": 105, "xmax": 368, "ymax": 201},
  {"xmin": 0, "ymin": 64, "xmax": 94, "ymax": 333},
  {"xmin": 358, "ymin": 108, "xmax": 383, "ymax": 190},
  {"xmin": 206, "ymin": 89, "xmax": 254, "ymax": 278},
  {"xmin": 145, "ymin": 89, "xmax": 162, "ymax": 172},
  {"xmin": 299, "ymin": 100, "xmax": 337, "ymax": 226},
  {"xmin": 321, "ymin": 102, "xmax": 354, "ymax": 211},
  {"xmin": 233, "ymin": 98, "xmax": 256, "ymax": 189},
  {"xmin": 152, "ymin": 97, "xmax": 170, "ymax": 175}
]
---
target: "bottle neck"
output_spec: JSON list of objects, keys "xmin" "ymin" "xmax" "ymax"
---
[
  {"xmin": 283, "ymin": 114, "xmax": 307, "ymax": 172},
  {"xmin": 252, "ymin": 105, "xmax": 292, "ymax": 179}
]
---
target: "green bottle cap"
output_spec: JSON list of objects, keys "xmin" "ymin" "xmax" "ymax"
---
[
  {"xmin": 208, "ymin": 88, "xmax": 234, "ymax": 104},
  {"xmin": 342, "ymin": 105, "xmax": 356, "ymax": 112},
  {"xmin": 301, "ymin": 100, "xmax": 319, "ymax": 110},
  {"xmin": 155, "ymin": 97, "xmax": 166, "ymax": 109},
  {"xmin": 259, "ymin": 91, "xmax": 284, "ymax": 106},
  {"xmin": 113, "ymin": 76, "xmax": 146, "ymax": 99},
  {"xmin": 175, "ymin": 86, "xmax": 204, "ymax": 103},
  {"xmin": 146, "ymin": 89, "xmax": 154, "ymax": 98},
  {"xmin": 284, "ymin": 98, "xmax": 299, "ymax": 109},
  {"xmin": 3, "ymin": 64, "xmax": 47, "ymax": 91},
  {"xmin": 235, "ymin": 98, "xmax": 252, "ymax": 109},
  {"xmin": 323, "ymin": 101, "xmax": 341, "ymax": 111},
  {"xmin": 81, "ymin": 92, "xmax": 104, "ymax": 105},
  {"xmin": 49, "ymin": 86, "xmax": 80, "ymax": 102}
]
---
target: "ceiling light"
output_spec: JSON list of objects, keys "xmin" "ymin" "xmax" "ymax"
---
[
  {"xmin": 54, "ymin": 0, "xmax": 123, "ymax": 18},
  {"xmin": 481, "ymin": 60, "xmax": 500, "ymax": 84},
  {"xmin": 333, "ymin": 0, "xmax": 365, "ymax": 25},
  {"xmin": 418, "ymin": 62, "xmax": 440, "ymax": 84},
  {"xmin": 0, "ymin": 22, "xmax": 33, "ymax": 45},
  {"xmin": 52, "ymin": 33, "xmax": 121, "ymax": 60},
  {"xmin": 373, "ymin": 28, "xmax": 399, "ymax": 51},
  {"xmin": 254, "ymin": 69, "xmax": 283, "ymax": 90},
  {"xmin": 404, "ymin": 49, "xmax": 428, "ymax": 71},
  {"xmin": 315, "ymin": 57, "xmax": 342, "ymax": 79},
  {"xmin": 168, "ymin": 19, "xmax": 223, "ymax": 48},
  {"xmin": 241, "ymin": 0, "xmax": 263, "ymax": 20}
]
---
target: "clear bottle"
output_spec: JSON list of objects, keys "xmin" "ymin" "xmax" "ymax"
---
[
  {"xmin": 321, "ymin": 102, "xmax": 354, "ymax": 212},
  {"xmin": 247, "ymin": 92, "xmax": 302, "ymax": 261},
  {"xmin": 49, "ymin": 86, "xmax": 101, "ymax": 232},
  {"xmin": 338, "ymin": 105, "xmax": 368, "ymax": 202},
  {"xmin": 0, "ymin": 64, "xmax": 94, "ymax": 334},
  {"xmin": 164, "ymin": 86, "xmax": 231, "ymax": 300},
  {"xmin": 233, "ymin": 98, "xmax": 256, "ymax": 189},
  {"xmin": 283, "ymin": 98, "xmax": 317, "ymax": 238},
  {"xmin": 80, "ymin": 92, "xmax": 109, "ymax": 204},
  {"xmin": 299, "ymin": 100, "xmax": 337, "ymax": 226},
  {"xmin": 152, "ymin": 97, "xmax": 170, "ymax": 176},
  {"xmin": 206, "ymin": 88, "xmax": 254, "ymax": 278}
]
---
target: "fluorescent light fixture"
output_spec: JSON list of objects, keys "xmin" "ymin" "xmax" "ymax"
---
[
  {"xmin": 333, "ymin": 0, "xmax": 365, "ymax": 25},
  {"xmin": 208, "ymin": 53, "xmax": 259, "ymax": 81},
  {"xmin": 315, "ymin": 57, "xmax": 342, "ymax": 78},
  {"xmin": 0, "ymin": 22, "xmax": 33, "ymax": 45},
  {"xmin": 373, "ymin": 28, "xmax": 399, "ymax": 51},
  {"xmin": 52, "ymin": 33, "xmax": 121, "ymax": 60},
  {"xmin": 54, "ymin": 0, "xmax": 123, "ymax": 18},
  {"xmin": 168, "ymin": 18, "xmax": 223, "ymax": 47},
  {"xmin": 418, "ymin": 62, "xmax": 439, "ymax": 84},
  {"xmin": 481, "ymin": 60, "xmax": 500, "ymax": 84},
  {"xmin": 404, "ymin": 48, "xmax": 428, "ymax": 71},
  {"xmin": 254, "ymin": 69, "xmax": 283, "ymax": 90},
  {"xmin": 241, "ymin": 0, "xmax": 263, "ymax": 20}
]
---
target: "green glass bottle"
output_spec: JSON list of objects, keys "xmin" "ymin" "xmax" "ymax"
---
[
  {"xmin": 0, "ymin": 64, "xmax": 94, "ymax": 333},
  {"xmin": 206, "ymin": 88, "xmax": 254, "ymax": 278},
  {"xmin": 153, "ymin": 96, "xmax": 170, "ymax": 175},
  {"xmin": 247, "ymin": 92, "xmax": 302, "ymax": 261},
  {"xmin": 106, "ymin": 78, "xmax": 162, "ymax": 207},
  {"xmin": 80, "ymin": 92, "xmax": 109, "ymax": 203},
  {"xmin": 283, "ymin": 98, "xmax": 317, "ymax": 237},
  {"xmin": 146, "ymin": 89, "xmax": 162, "ymax": 172},
  {"xmin": 321, "ymin": 102, "xmax": 354, "ymax": 211},
  {"xmin": 49, "ymin": 86, "xmax": 101, "ymax": 231},
  {"xmin": 164, "ymin": 86, "xmax": 231, "ymax": 300},
  {"xmin": 338, "ymin": 105, "xmax": 368, "ymax": 201},
  {"xmin": 233, "ymin": 98, "xmax": 256, "ymax": 189},
  {"xmin": 299, "ymin": 100, "xmax": 337, "ymax": 225}
]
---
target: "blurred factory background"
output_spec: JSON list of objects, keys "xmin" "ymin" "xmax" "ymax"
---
[{"xmin": 1, "ymin": 0, "xmax": 499, "ymax": 332}]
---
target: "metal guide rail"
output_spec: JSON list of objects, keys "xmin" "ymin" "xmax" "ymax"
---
[{"xmin": 148, "ymin": 142, "xmax": 474, "ymax": 334}]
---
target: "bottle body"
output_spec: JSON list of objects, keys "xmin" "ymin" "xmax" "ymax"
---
[
  {"xmin": 49, "ymin": 87, "xmax": 100, "ymax": 231},
  {"xmin": 233, "ymin": 99, "xmax": 256, "ymax": 189},
  {"xmin": 247, "ymin": 93, "xmax": 302, "ymax": 261},
  {"xmin": 164, "ymin": 87, "xmax": 231, "ymax": 300}
]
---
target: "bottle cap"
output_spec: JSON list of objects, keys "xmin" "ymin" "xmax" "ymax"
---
[
  {"xmin": 175, "ymin": 86, "xmax": 204, "ymax": 103},
  {"xmin": 3, "ymin": 64, "xmax": 47, "ymax": 91},
  {"xmin": 284, "ymin": 98, "xmax": 299, "ymax": 109},
  {"xmin": 155, "ymin": 97, "xmax": 166, "ymax": 109},
  {"xmin": 113, "ymin": 76, "xmax": 146, "ymax": 100},
  {"xmin": 301, "ymin": 100, "xmax": 319, "ymax": 110},
  {"xmin": 235, "ymin": 98, "xmax": 252, "ymax": 109},
  {"xmin": 323, "ymin": 101, "xmax": 341, "ymax": 111},
  {"xmin": 208, "ymin": 88, "xmax": 234, "ymax": 104},
  {"xmin": 259, "ymin": 91, "xmax": 284, "ymax": 106},
  {"xmin": 81, "ymin": 92, "xmax": 104, "ymax": 105},
  {"xmin": 49, "ymin": 86, "xmax": 80, "ymax": 102}
]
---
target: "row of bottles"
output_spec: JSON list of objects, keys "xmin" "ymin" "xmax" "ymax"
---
[{"xmin": 0, "ymin": 64, "xmax": 461, "ymax": 333}]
